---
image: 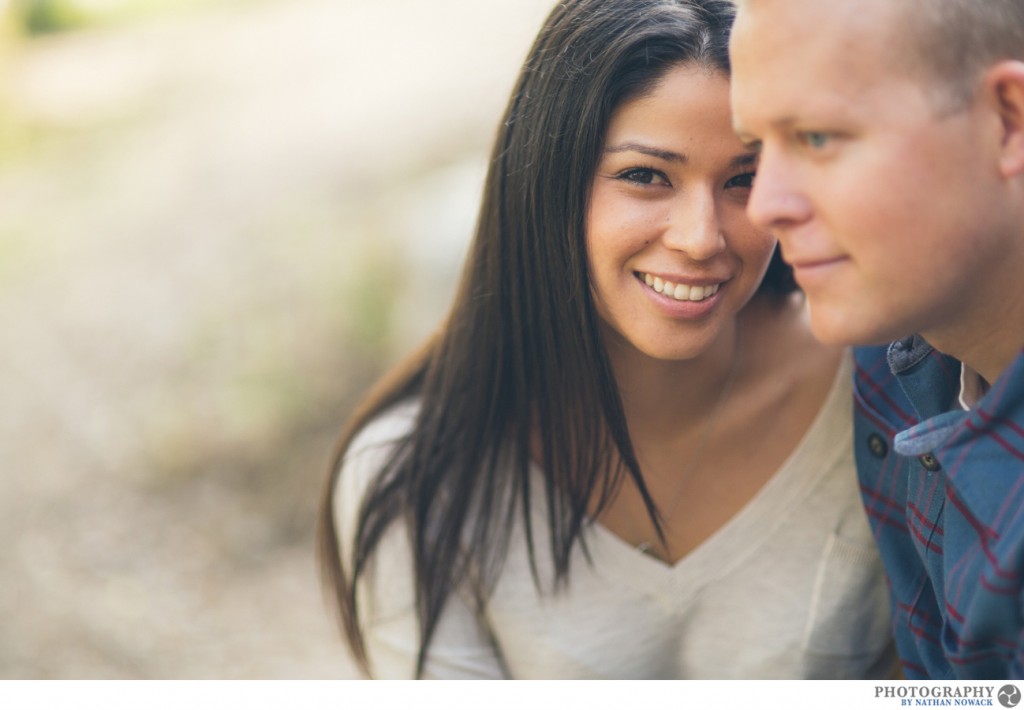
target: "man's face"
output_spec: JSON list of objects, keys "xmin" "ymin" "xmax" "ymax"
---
[{"xmin": 730, "ymin": 0, "xmax": 1015, "ymax": 348}]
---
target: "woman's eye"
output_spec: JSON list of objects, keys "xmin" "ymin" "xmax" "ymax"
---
[
  {"xmin": 726, "ymin": 172, "xmax": 756, "ymax": 189},
  {"xmin": 616, "ymin": 168, "xmax": 668, "ymax": 186}
]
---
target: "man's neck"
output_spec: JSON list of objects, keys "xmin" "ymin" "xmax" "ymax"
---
[{"xmin": 924, "ymin": 312, "xmax": 1022, "ymax": 388}]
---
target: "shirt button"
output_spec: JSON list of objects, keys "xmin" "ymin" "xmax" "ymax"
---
[
  {"xmin": 867, "ymin": 433, "xmax": 888, "ymax": 458},
  {"xmin": 919, "ymin": 453, "xmax": 942, "ymax": 471}
]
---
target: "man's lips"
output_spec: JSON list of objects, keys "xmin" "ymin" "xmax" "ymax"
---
[
  {"xmin": 787, "ymin": 255, "xmax": 850, "ymax": 288},
  {"xmin": 788, "ymin": 255, "xmax": 848, "ymax": 270}
]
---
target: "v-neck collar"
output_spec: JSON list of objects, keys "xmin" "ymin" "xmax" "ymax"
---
[{"xmin": 577, "ymin": 352, "xmax": 853, "ymax": 608}]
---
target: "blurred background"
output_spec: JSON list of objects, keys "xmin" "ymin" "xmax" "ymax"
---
[{"xmin": 0, "ymin": 0, "xmax": 554, "ymax": 678}]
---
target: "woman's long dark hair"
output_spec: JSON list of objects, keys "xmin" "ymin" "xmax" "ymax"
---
[{"xmin": 317, "ymin": 0, "xmax": 795, "ymax": 677}]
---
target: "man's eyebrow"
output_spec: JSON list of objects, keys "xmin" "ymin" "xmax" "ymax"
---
[
  {"xmin": 732, "ymin": 130, "xmax": 763, "ymax": 154},
  {"xmin": 732, "ymin": 152, "xmax": 759, "ymax": 167},
  {"xmin": 604, "ymin": 143, "xmax": 686, "ymax": 163}
]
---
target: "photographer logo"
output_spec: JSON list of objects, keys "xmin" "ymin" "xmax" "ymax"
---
[{"xmin": 999, "ymin": 686, "xmax": 1021, "ymax": 709}]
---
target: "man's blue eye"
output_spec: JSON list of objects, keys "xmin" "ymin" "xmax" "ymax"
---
[{"xmin": 802, "ymin": 132, "xmax": 830, "ymax": 149}]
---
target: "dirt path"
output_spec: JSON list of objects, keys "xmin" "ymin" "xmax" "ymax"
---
[{"xmin": 0, "ymin": 0, "xmax": 552, "ymax": 678}]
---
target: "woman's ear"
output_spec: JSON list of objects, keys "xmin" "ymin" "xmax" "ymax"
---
[{"xmin": 985, "ymin": 60, "xmax": 1024, "ymax": 178}]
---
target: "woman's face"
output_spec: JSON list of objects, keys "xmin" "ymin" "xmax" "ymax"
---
[{"xmin": 586, "ymin": 65, "xmax": 774, "ymax": 363}]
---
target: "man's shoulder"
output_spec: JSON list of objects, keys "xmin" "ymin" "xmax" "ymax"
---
[
  {"xmin": 853, "ymin": 336, "xmax": 944, "ymax": 378},
  {"xmin": 851, "ymin": 344, "xmax": 914, "ymax": 432},
  {"xmin": 853, "ymin": 339, "xmax": 962, "ymax": 424},
  {"xmin": 852, "ymin": 343, "xmax": 892, "ymax": 375}
]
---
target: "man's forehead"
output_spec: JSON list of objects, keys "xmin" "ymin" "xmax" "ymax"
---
[
  {"xmin": 733, "ymin": 0, "xmax": 903, "ymax": 53},
  {"xmin": 731, "ymin": 0, "xmax": 907, "ymax": 94},
  {"xmin": 730, "ymin": 30, "xmax": 910, "ymax": 136}
]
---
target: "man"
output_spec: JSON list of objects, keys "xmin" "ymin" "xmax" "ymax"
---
[{"xmin": 728, "ymin": 0, "xmax": 1024, "ymax": 679}]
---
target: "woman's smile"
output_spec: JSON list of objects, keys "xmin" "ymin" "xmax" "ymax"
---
[{"xmin": 636, "ymin": 271, "xmax": 722, "ymax": 302}]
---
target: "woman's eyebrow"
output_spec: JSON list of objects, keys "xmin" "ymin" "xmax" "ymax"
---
[
  {"xmin": 604, "ymin": 145, "xmax": 759, "ymax": 169},
  {"xmin": 604, "ymin": 143, "xmax": 685, "ymax": 163}
]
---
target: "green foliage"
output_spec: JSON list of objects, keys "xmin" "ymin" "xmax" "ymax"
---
[
  {"xmin": 6, "ymin": 0, "xmax": 253, "ymax": 37},
  {"xmin": 11, "ymin": 0, "xmax": 88, "ymax": 35}
]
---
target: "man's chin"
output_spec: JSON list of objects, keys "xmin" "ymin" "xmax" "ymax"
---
[{"xmin": 807, "ymin": 305, "xmax": 906, "ymax": 347}]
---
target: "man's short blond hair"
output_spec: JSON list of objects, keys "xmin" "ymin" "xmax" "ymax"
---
[
  {"xmin": 905, "ymin": 0, "xmax": 1024, "ymax": 105},
  {"xmin": 734, "ymin": 0, "xmax": 1024, "ymax": 108}
]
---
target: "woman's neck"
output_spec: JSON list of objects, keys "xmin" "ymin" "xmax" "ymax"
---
[{"xmin": 604, "ymin": 317, "xmax": 743, "ymax": 445}]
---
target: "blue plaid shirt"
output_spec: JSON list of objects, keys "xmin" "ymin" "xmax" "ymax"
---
[{"xmin": 853, "ymin": 338, "xmax": 1024, "ymax": 679}]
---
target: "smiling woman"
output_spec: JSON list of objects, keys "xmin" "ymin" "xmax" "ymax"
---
[
  {"xmin": 587, "ymin": 67, "xmax": 770, "ymax": 365},
  {"xmin": 318, "ymin": 0, "xmax": 897, "ymax": 679}
]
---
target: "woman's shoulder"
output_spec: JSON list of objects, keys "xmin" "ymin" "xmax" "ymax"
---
[
  {"xmin": 335, "ymin": 399, "xmax": 421, "ymax": 522},
  {"xmin": 346, "ymin": 399, "xmax": 421, "ymax": 462}
]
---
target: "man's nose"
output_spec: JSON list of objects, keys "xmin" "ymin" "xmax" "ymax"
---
[{"xmin": 745, "ymin": 149, "xmax": 812, "ymax": 232}]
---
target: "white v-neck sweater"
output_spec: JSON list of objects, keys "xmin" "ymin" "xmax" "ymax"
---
[{"xmin": 334, "ymin": 354, "xmax": 897, "ymax": 678}]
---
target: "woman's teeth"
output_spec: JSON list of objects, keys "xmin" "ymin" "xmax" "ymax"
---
[{"xmin": 641, "ymin": 273, "xmax": 720, "ymax": 302}]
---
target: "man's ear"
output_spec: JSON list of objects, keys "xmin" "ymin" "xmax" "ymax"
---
[{"xmin": 985, "ymin": 61, "xmax": 1024, "ymax": 178}]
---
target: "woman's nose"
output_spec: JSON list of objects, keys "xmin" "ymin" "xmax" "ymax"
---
[{"xmin": 661, "ymin": 189, "xmax": 725, "ymax": 261}]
